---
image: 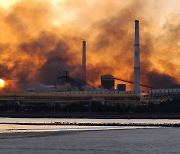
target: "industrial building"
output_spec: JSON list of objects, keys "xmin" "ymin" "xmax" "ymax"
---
[
  {"xmin": 25, "ymin": 20, "xmax": 141, "ymax": 94},
  {"xmin": 117, "ymin": 84, "xmax": 126, "ymax": 91},
  {"xmin": 57, "ymin": 70, "xmax": 84, "ymax": 89}
]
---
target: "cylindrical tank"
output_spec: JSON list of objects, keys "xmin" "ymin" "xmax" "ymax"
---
[{"xmin": 101, "ymin": 74, "xmax": 114, "ymax": 90}]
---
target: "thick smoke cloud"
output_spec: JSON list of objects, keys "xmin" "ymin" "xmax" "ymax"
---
[
  {"xmin": 146, "ymin": 71, "xmax": 179, "ymax": 88},
  {"xmin": 0, "ymin": 0, "xmax": 179, "ymax": 92}
]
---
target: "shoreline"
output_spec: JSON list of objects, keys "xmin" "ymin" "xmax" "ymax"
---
[
  {"xmin": 0, "ymin": 122, "xmax": 180, "ymax": 127},
  {"xmin": 1, "ymin": 113, "xmax": 180, "ymax": 119}
]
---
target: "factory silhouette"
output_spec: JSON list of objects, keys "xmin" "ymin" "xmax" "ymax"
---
[
  {"xmin": 1, "ymin": 20, "xmax": 180, "ymax": 118},
  {"xmin": 32, "ymin": 20, "xmax": 141, "ymax": 93}
]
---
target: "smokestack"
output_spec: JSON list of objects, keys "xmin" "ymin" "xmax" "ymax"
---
[
  {"xmin": 134, "ymin": 20, "xmax": 140, "ymax": 92},
  {"xmin": 82, "ymin": 40, "xmax": 86, "ymax": 84}
]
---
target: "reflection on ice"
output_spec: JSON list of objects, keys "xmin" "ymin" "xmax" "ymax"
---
[{"xmin": 1, "ymin": 118, "xmax": 180, "ymax": 124}]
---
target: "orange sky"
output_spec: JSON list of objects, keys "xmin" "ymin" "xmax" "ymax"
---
[{"xmin": 0, "ymin": 0, "xmax": 179, "ymax": 91}]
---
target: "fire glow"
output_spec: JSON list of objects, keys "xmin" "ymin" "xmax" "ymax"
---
[{"xmin": 0, "ymin": 79, "xmax": 5, "ymax": 88}]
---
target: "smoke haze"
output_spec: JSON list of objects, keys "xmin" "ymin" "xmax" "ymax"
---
[{"xmin": 0, "ymin": 0, "xmax": 180, "ymax": 91}]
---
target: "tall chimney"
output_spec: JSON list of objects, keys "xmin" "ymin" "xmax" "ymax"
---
[
  {"xmin": 82, "ymin": 40, "xmax": 86, "ymax": 84},
  {"xmin": 134, "ymin": 20, "xmax": 140, "ymax": 92}
]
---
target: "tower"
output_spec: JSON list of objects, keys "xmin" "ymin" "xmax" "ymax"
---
[
  {"xmin": 134, "ymin": 20, "xmax": 140, "ymax": 92},
  {"xmin": 82, "ymin": 40, "xmax": 86, "ymax": 84}
]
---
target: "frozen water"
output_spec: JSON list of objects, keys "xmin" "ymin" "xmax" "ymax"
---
[{"xmin": 0, "ymin": 128, "xmax": 179, "ymax": 154}]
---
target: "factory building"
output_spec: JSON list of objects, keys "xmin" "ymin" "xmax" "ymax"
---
[
  {"xmin": 57, "ymin": 71, "xmax": 84, "ymax": 89},
  {"xmin": 57, "ymin": 71, "xmax": 69, "ymax": 85},
  {"xmin": 101, "ymin": 74, "xmax": 115, "ymax": 90},
  {"xmin": 27, "ymin": 20, "xmax": 141, "ymax": 94}
]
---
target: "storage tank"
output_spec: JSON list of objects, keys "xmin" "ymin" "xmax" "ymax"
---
[{"xmin": 101, "ymin": 74, "xmax": 114, "ymax": 90}]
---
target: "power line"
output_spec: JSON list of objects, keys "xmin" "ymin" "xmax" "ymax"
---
[{"xmin": 113, "ymin": 77, "xmax": 154, "ymax": 89}]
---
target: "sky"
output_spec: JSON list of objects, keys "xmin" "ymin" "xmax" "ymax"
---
[
  {"xmin": 0, "ymin": 0, "xmax": 179, "ymax": 92},
  {"xmin": 0, "ymin": 0, "xmax": 179, "ymax": 24}
]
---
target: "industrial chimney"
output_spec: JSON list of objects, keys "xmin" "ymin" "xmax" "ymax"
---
[
  {"xmin": 134, "ymin": 20, "xmax": 140, "ymax": 92},
  {"xmin": 82, "ymin": 40, "xmax": 86, "ymax": 84}
]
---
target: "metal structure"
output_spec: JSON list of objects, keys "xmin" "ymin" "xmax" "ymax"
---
[
  {"xmin": 0, "ymin": 92, "xmax": 140, "ymax": 104},
  {"xmin": 134, "ymin": 20, "xmax": 140, "ymax": 92},
  {"xmin": 57, "ymin": 71, "xmax": 69, "ymax": 85},
  {"xmin": 114, "ymin": 77, "xmax": 154, "ymax": 89}
]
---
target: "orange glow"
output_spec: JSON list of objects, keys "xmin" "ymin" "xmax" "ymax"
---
[
  {"xmin": 0, "ymin": 0, "xmax": 179, "ymax": 92},
  {"xmin": 0, "ymin": 79, "xmax": 5, "ymax": 88}
]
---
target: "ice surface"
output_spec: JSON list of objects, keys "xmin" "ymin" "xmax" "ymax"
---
[{"xmin": 0, "ymin": 128, "xmax": 179, "ymax": 154}]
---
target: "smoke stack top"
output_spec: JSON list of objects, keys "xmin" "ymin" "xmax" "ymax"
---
[
  {"xmin": 134, "ymin": 20, "xmax": 140, "ymax": 92},
  {"xmin": 82, "ymin": 40, "xmax": 86, "ymax": 84}
]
